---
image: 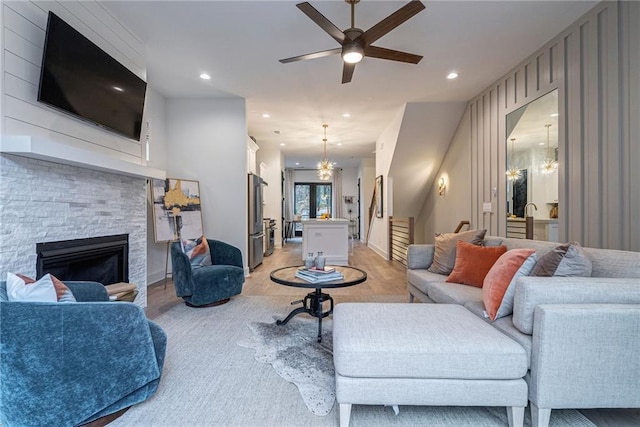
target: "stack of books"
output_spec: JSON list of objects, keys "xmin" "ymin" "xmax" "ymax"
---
[
  {"xmin": 295, "ymin": 267, "xmax": 344, "ymax": 284},
  {"xmin": 105, "ymin": 282, "xmax": 138, "ymax": 302}
]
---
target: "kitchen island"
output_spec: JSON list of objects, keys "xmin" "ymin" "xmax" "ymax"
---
[
  {"xmin": 506, "ymin": 217, "xmax": 559, "ymax": 242},
  {"xmin": 302, "ymin": 219, "xmax": 349, "ymax": 265}
]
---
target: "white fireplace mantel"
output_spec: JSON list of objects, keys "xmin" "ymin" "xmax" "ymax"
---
[{"xmin": 0, "ymin": 136, "xmax": 166, "ymax": 180}]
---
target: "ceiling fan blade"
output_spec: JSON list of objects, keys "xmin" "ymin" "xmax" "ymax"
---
[
  {"xmin": 364, "ymin": 45, "xmax": 422, "ymax": 64},
  {"xmin": 359, "ymin": 0, "xmax": 425, "ymax": 46},
  {"xmin": 296, "ymin": 2, "xmax": 346, "ymax": 45},
  {"xmin": 342, "ymin": 62, "xmax": 356, "ymax": 84},
  {"xmin": 280, "ymin": 48, "xmax": 341, "ymax": 64}
]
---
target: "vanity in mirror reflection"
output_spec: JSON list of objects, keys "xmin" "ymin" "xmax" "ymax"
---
[{"xmin": 505, "ymin": 89, "xmax": 559, "ymax": 242}]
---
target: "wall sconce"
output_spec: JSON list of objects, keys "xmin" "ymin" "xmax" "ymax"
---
[{"xmin": 438, "ymin": 177, "xmax": 447, "ymax": 196}]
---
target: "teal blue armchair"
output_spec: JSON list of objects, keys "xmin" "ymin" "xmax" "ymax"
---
[
  {"xmin": 0, "ymin": 281, "xmax": 167, "ymax": 427},
  {"xmin": 171, "ymin": 239, "xmax": 244, "ymax": 307}
]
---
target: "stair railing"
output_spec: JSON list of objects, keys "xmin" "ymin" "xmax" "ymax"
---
[{"xmin": 388, "ymin": 216, "xmax": 414, "ymax": 266}]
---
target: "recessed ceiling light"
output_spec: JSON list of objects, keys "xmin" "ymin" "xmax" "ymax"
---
[
  {"xmin": 295, "ymin": 162, "xmax": 300, "ymax": 166},
  {"xmin": 113, "ymin": 86, "xmax": 124, "ymax": 92},
  {"xmin": 447, "ymin": 72, "xmax": 459, "ymax": 80},
  {"xmin": 337, "ymin": 143, "xmax": 342, "ymax": 146},
  {"xmin": 199, "ymin": 73, "xmax": 211, "ymax": 80},
  {"xmin": 342, "ymin": 113, "xmax": 351, "ymax": 118},
  {"xmin": 280, "ymin": 143, "xmax": 285, "ymax": 146},
  {"xmin": 539, "ymin": 142, "xmax": 545, "ymax": 146},
  {"xmin": 262, "ymin": 113, "xmax": 270, "ymax": 118},
  {"xmin": 550, "ymin": 113, "xmax": 559, "ymax": 117}
]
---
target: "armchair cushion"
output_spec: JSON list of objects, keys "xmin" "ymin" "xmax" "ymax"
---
[{"xmin": 64, "ymin": 281, "xmax": 110, "ymax": 302}]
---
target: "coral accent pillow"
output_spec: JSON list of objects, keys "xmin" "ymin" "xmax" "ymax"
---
[
  {"xmin": 446, "ymin": 241, "xmax": 507, "ymax": 288},
  {"xmin": 482, "ymin": 249, "xmax": 537, "ymax": 320}
]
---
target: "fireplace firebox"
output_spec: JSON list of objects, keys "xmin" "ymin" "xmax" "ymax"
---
[{"xmin": 36, "ymin": 234, "xmax": 129, "ymax": 285}]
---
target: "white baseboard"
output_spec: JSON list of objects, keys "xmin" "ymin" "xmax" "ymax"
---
[
  {"xmin": 147, "ymin": 269, "xmax": 166, "ymax": 286},
  {"xmin": 367, "ymin": 241, "xmax": 388, "ymax": 260}
]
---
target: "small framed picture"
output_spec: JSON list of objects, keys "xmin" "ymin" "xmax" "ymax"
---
[{"xmin": 375, "ymin": 175, "xmax": 383, "ymax": 218}]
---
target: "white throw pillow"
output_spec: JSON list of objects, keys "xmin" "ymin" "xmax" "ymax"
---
[{"xmin": 6, "ymin": 272, "xmax": 57, "ymax": 302}]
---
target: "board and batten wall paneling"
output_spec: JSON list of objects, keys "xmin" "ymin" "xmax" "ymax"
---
[
  {"xmin": 466, "ymin": 1, "xmax": 638, "ymax": 250},
  {"xmin": 2, "ymin": 1, "xmax": 145, "ymax": 161},
  {"xmin": 623, "ymin": 0, "xmax": 640, "ymax": 250}
]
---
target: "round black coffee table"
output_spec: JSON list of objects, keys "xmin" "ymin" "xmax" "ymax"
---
[{"xmin": 270, "ymin": 265, "xmax": 367, "ymax": 342}]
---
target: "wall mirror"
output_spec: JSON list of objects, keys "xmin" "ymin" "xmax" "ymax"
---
[{"xmin": 505, "ymin": 89, "xmax": 559, "ymax": 241}]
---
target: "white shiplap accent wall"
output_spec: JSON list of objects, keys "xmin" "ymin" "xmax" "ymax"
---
[
  {"xmin": 467, "ymin": 1, "xmax": 640, "ymax": 251},
  {"xmin": 2, "ymin": 1, "xmax": 145, "ymax": 160},
  {"xmin": 0, "ymin": 1, "xmax": 151, "ymax": 303}
]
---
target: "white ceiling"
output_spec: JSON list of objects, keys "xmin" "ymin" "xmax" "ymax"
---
[{"xmin": 103, "ymin": 0, "xmax": 597, "ymax": 169}]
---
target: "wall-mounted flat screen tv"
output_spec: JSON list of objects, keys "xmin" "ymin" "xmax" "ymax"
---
[{"xmin": 38, "ymin": 12, "xmax": 146, "ymax": 141}]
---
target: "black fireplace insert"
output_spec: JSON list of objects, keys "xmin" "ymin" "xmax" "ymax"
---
[{"xmin": 36, "ymin": 234, "xmax": 129, "ymax": 285}]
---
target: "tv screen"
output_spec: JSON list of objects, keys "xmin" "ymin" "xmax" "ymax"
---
[{"xmin": 38, "ymin": 12, "xmax": 146, "ymax": 141}]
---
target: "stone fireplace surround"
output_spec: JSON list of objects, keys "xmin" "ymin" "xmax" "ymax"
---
[{"xmin": 0, "ymin": 154, "xmax": 148, "ymax": 306}]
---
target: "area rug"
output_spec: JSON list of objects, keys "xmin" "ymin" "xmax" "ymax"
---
[
  {"xmin": 237, "ymin": 308, "xmax": 597, "ymax": 426},
  {"xmin": 105, "ymin": 296, "xmax": 601, "ymax": 426},
  {"xmin": 238, "ymin": 315, "xmax": 335, "ymax": 416}
]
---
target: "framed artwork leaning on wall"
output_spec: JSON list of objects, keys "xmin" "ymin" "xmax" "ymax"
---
[
  {"xmin": 151, "ymin": 178, "xmax": 204, "ymax": 242},
  {"xmin": 375, "ymin": 175, "xmax": 383, "ymax": 218}
]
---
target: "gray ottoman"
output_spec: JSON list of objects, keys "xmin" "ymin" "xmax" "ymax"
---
[{"xmin": 333, "ymin": 303, "xmax": 528, "ymax": 426}]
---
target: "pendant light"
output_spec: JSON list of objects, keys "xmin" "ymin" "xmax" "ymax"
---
[
  {"xmin": 540, "ymin": 123, "xmax": 558, "ymax": 174},
  {"xmin": 506, "ymin": 138, "xmax": 521, "ymax": 181},
  {"xmin": 317, "ymin": 124, "xmax": 333, "ymax": 181}
]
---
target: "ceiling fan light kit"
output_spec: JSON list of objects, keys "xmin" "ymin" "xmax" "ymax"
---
[
  {"xmin": 342, "ymin": 42, "xmax": 364, "ymax": 64},
  {"xmin": 280, "ymin": 0, "xmax": 425, "ymax": 83}
]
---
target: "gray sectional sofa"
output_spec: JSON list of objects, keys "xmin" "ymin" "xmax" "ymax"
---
[{"xmin": 406, "ymin": 236, "xmax": 640, "ymax": 426}]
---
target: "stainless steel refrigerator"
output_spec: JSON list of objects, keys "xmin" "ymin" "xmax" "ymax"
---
[{"xmin": 248, "ymin": 173, "xmax": 267, "ymax": 271}]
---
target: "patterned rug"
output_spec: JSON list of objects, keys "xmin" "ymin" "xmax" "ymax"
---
[{"xmin": 238, "ymin": 315, "xmax": 335, "ymax": 416}]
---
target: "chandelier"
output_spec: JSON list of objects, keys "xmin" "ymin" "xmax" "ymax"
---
[
  {"xmin": 506, "ymin": 138, "xmax": 521, "ymax": 181},
  {"xmin": 317, "ymin": 123, "xmax": 333, "ymax": 181},
  {"xmin": 540, "ymin": 123, "xmax": 558, "ymax": 174}
]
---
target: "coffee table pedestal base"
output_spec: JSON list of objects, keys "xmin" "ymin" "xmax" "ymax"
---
[{"xmin": 276, "ymin": 289, "xmax": 334, "ymax": 342}]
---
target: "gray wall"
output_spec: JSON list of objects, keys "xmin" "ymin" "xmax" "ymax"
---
[
  {"xmin": 421, "ymin": 1, "xmax": 639, "ymax": 251},
  {"xmin": 165, "ymin": 98, "xmax": 248, "ymax": 271}
]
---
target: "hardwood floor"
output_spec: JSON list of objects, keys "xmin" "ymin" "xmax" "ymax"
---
[
  {"xmin": 145, "ymin": 239, "xmax": 638, "ymax": 426},
  {"xmin": 145, "ymin": 238, "xmax": 408, "ymax": 319}
]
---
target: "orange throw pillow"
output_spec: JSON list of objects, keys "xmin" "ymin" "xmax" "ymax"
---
[
  {"xmin": 446, "ymin": 241, "xmax": 507, "ymax": 288},
  {"xmin": 483, "ymin": 249, "xmax": 537, "ymax": 320}
]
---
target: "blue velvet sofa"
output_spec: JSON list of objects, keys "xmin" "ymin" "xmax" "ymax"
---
[
  {"xmin": 0, "ymin": 281, "xmax": 167, "ymax": 426},
  {"xmin": 171, "ymin": 239, "xmax": 244, "ymax": 307}
]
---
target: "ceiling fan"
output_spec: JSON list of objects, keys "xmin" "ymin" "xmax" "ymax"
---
[{"xmin": 280, "ymin": 0, "xmax": 426, "ymax": 84}]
